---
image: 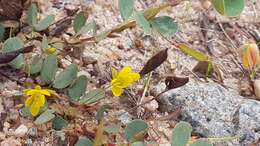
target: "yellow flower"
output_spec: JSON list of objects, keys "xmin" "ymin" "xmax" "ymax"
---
[
  {"xmin": 45, "ymin": 47, "xmax": 57, "ymax": 54},
  {"xmin": 111, "ymin": 66, "xmax": 140, "ymax": 96},
  {"xmin": 23, "ymin": 85, "xmax": 52, "ymax": 116}
]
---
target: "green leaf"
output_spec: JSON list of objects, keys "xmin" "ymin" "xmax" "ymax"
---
[
  {"xmin": 68, "ymin": 75, "xmax": 88, "ymax": 101},
  {"xmin": 41, "ymin": 35, "xmax": 49, "ymax": 50},
  {"xmin": 190, "ymin": 140, "xmax": 213, "ymax": 146},
  {"xmin": 171, "ymin": 121, "xmax": 192, "ymax": 146},
  {"xmin": 75, "ymin": 136, "xmax": 93, "ymax": 146},
  {"xmin": 79, "ymin": 88, "xmax": 105, "ymax": 104},
  {"xmin": 134, "ymin": 12, "xmax": 151, "ymax": 35},
  {"xmin": 96, "ymin": 104, "xmax": 110, "ymax": 122},
  {"xmin": 125, "ymin": 119, "xmax": 148, "ymax": 142},
  {"xmin": 52, "ymin": 115, "xmax": 68, "ymax": 130},
  {"xmin": 34, "ymin": 110, "xmax": 55, "ymax": 125},
  {"xmin": 212, "ymin": 0, "xmax": 244, "ymax": 17},
  {"xmin": 73, "ymin": 12, "xmax": 87, "ymax": 33},
  {"xmin": 177, "ymin": 44, "xmax": 208, "ymax": 61},
  {"xmin": 20, "ymin": 106, "xmax": 32, "ymax": 118},
  {"xmin": 27, "ymin": 3, "xmax": 38, "ymax": 26},
  {"xmin": 2, "ymin": 37, "xmax": 24, "ymax": 69},
  {"xmin": 104, "ymin": 123, "xmax": 120, "ymax": 135},
  {"xmin": 151, "ymin": 16, "xmax": 178, "ymax": 37},
  {"xmin": 53, "ymin": 64, "xmax": 78, "ymax": 89},
  {"xmin": 119, "ymin": 0, "xmax": 134, "ymax": 21},
  {"xmin": 0, "ymin": 24, "xmax": 5, "ymax": 41},
  {"xmin": 78, "ymin": 20, "xmax": 97, "ymax": 35},
  {"xmin": 131, "ymin": 141, "xmax": 145, "ymax": 146},
  {"xmin": 40, "ymin": 54, "xmax": 58, "ymax": 84},
  {"xmin": 34, "ymin": 15, "xmax": 55, "ymax": 31},
  {"xmin": 30, "ymin": 55, "xmax": 43, "ymax": 74}
]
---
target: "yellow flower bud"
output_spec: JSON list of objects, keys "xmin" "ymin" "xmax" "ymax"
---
[
  {"xmin": 240, "ymin": 43, "xmax": 260, "ymax": 70},
  {"xmin": 45, "ymin": 47, "xmax": 57, "ymax": 54}
]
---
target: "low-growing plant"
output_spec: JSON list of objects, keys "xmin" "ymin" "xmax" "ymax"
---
[{"xmin": 0, "ymin": 0, "xmax": 247, "ymax": 145}]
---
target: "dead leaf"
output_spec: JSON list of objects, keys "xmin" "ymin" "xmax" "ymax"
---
[
  {"xmin": 139, "ymin": 49, "xmax": 168, "ymax": 76},
  {"xmin": 0, "ymin": 45, "xmax": 34, "ymax": 64},
  {"xmin": 165, "ymin": 75, "xmax": 189, "ymax": 89},
  {"xmin": 50, "ymin": 17, "xmax": 73, "ymax": 36},
  {"xmin": 0, "ymin": 0, "xmax": 26, "ymax": 21}
]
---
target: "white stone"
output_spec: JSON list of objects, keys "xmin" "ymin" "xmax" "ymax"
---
[{"xmin": 14, "ymin": 124, "xmax": 28, "ymax": 137}]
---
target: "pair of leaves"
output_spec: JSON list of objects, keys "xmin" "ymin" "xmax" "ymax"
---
[
  {"xmin": 172, "ymin": 121, "xmax": 212, "ymax": 146},
  {"xmin": 1, "ymin": 37, "xmax": 25, "ymax": 69},
  {"xmin": 40, "ymin": 56, "xmax": 79, "ymax": 89},
  {"xmin": 73, "ymin": 11, "xmax": 96, "ymax": 34},
  {"xmin": 27, "ymin": 3, "xmax": 55, "ymax": 31},
  {"xmin": 34, "ymin": 109, "xmax": 68, "ymax": 130},
  {"xmin": 211, "ymin": 0, "xmax": 244, "ymax": 17},
  {"xmin": 125, "ymin": 119, "xmax": 148, "ymax": 142},
  {"xmin": 0, "ymin": 45, "xmax": 33, "ymax": 64},
  {"xmin": 94, "ymin": 4, "xmax": 174, "ymax": 42}
]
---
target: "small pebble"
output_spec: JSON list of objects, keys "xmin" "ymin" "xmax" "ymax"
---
[{"xmin": 14, "ymin": 124, "xmax": 28, "ymax": 137}]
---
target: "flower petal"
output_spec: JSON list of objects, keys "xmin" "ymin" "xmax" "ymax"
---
[
  {"xmin": 118, "ymin": 66, "xmax": 132, "ymax": 77},
  {"xmin": 36, "ymin": 94, "xmax": 45, "ymax": 107},
  {"xmin": 129, "ymin": 73, "xmax": 140, "ymax": 81},
  {"xmin": 25, "ymin": 96, "xmax": 34, "ymax": 107},
  {"xmin": 35, "ymin": 85, "xmax": 41, "ymax": 90},
  {"xmin": 112, "ymin": 86, "xmax": 123, "ymax": 97},
  {"xmin": 37, "ymin": 89, "xmax": 51, "ymax": 96},
  {"xmin": 30, "ymin": 101, "xmax": 40, "ymax": 116},
  {"xmin": 23, "ymin": 89, "xmax": 37, "ymax": 96},
  {"xmin": 112, "ymin": 68, "xmax": 118, "ymax": 79}
]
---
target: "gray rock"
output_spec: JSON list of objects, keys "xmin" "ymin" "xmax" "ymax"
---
[{"xmin": 158, "ymin": 81, "xmax": 260, "ymax": 146}]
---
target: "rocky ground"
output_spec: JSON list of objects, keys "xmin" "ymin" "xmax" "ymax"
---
[{"xmin": 0, "ymin": 0, "xmax": 260, "ymax": 146}]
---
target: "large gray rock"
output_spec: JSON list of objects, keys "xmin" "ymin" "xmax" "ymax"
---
[{"xmin": 158, "ymin": 81, "xmax": 260, "ymax": 146}]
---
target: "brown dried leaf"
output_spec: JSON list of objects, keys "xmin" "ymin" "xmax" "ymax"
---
[
  {"xmin": 0, "ymin": 45, "xmax": 34, "ymax": 64},
  {"xmin": 0, "ymin": 0, "xmax": 26, "ymax": 21},
  {"xmin": 165, "ymin": 75, "xmax": 189, "ymax": 90},
  {"xmin": 139, "ymin": 49, "xmax": 168, "ymax": 76}
]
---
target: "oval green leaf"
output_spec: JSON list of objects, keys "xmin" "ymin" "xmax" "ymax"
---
[
  {"xmin": 68, "ymin": 75, "xmax": 88, "ymax": 101},
  {"xmin": 53, "ymin": 64, "xmax": 78, "ymax": 89},
  {"xmin": 79, "ymin": 88, "xmax": 105, "ymax": 104},
  {"xmin": 212, "ymin": 0, "xmax": 244, "ymax": 17},
  {"xmin": 30, "ymin": 55, "xmax": 43, "ymax": 74},
  {"xmin": 27, "ymin": 3, "xmax": 38, "ymax": 26},
  {"xmin": 125, "ymin": 119, "xmax": 148, "ymax": 142},
  {"xmin": 73, "ymin": 12, "xmax": 87, "ymax": 33},
  {"xmin": 40, "ymin": 54, "xmax": 58, "ymax": 84},
  {"xmin": 134, "ymin": 12, "xmax": 151, "ymax": 35},
  {"xmin": 34, "ymin": 15, "xmax": 55, "ymax": 31},
  {"xmin": 52, "ymin": 115, "xmax": 68, "ymax": 130},
  {"xmin": 119, "ymin": 0, "xmax": 134, "ymax": 21},
  {"xmin": 34, "ymin": 110, "xmax": 55, "ymax": 125},
  {"xmin": 151, "ymin": 16, "xmax": 178, "ymax": 37},
  {"xmin": 2, "ymin": 37, "xmax": 24, "ymax": 69},
  {"xmin": 171, "ymin": 121, "xmax": 192, "ymax": 146}
]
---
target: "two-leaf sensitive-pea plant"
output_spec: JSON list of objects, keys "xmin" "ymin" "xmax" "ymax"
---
[{"xmin": 0, "ymin": 0, "xmax": 246, "ymax": 145}]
